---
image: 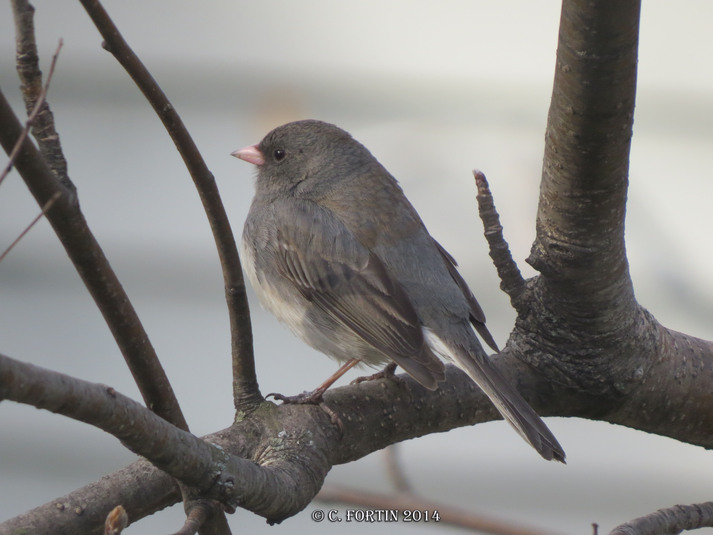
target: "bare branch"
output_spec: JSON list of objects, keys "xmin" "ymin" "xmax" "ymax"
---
[
  {"xmin": 5, "ymin": 333, "xmax": 712, "ymax": 533},
  {"xmin": 3, "ymin": 2, "xmax": 712, "ymax": 533},
  {"xmin": 11, "ymin": 0, "xmax": 71, "ymax": 188},
  {"xmin": 0, "ymin": 37, "xmax": 62, "ymax": 187},
  {"xmin": 0, "ymin": 362, "xmax": 551, "ymax": 533},
  {"xmin": 176, "ymin": 486, "xmax": 233, "ymax": 535},
  {"xmin": 171, "ymin": 506, "xmax": 209, "ymax": 535},
  {"xmin": 0, "ymin": 191, "xmax": 60, "ymax": 263},
  {"xmin": 170, "ymin": 500, "xmax": 228, "ymax": 535},
  {"xmin": 71, "ymin": 3, "xmax": 255, "ymax": 531},
  {"xmin": 0, "ymin": 350, "xmax": 338, "ymax": 527},
  {"xmin": 0, "ymin": 84, "xmax": 188, "ymax": 431},
  {"xmin": 0, "ymin": 36, "xmax": 62, "ymax": 260},
  {"xmin": 76, "ymin": 0, "xmax": 260, "ymax": 410},
  {"xmin": 519, "ymin": 0, "xmax": 644, "ymax": 401},
  {"xmin": 473, "ymin": 169, "xmax": 527, "ymax": 310},
  {"xmin": 0, "ymin": 352, "xmax": 205, "ymax": 479},
  {"xmin": 530, "ymin": 0, "xmax": 639, "ymax": 301},
  {"xmin": 496, "ymin": 0, "xmax": 713, "ymax": 450},
  {"xmin": 608, "ymin": 502, "xmax": 713, "ymax": 535},
  {"xmin": 0, "ymin": 352, "xmax": 250, "ymax": 510},
  {"xmin": 0, "ymin": 458, "xmax": 177, "ymax": 535}
]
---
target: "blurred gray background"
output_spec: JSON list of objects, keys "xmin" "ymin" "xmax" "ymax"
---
[{"xmin": 1, "ymin": 1, "xmax": 712, "ymax": 533}]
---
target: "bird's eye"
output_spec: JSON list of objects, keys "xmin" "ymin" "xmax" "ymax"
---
[{"xmin": 273, "ymin": 149, "xmax": 286, "ymax": 161}]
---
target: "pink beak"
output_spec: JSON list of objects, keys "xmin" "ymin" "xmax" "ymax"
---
[{"xmin": 231, "ymin": 144, "xmax": 265, "ymax": 166}]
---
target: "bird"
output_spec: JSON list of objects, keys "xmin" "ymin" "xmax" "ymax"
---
[{"xmin": 232, "ymin": 119, "xmax": 565, "ymax": 462}]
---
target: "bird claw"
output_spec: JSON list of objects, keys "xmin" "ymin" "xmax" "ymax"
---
[
  {"xmin": 350, "ymin": 362, "xmax": 399, "ymax": 386},
  {"xmin": 266, "ymin": 391, "xmax": 344, "ymax": 434},
  {"xmin": 266, "ymin": 390, "xmax": 323, "ymax": 405}
]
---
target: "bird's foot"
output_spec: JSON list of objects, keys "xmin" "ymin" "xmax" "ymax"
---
[
  {"xmin": 267, "ymin": 390, "xmax": 324, "ymax": 405},
  {"xmin": 351, "ymin": 362, "xmax": 399, "ymax": 386},
  {"xmin": 267, "ymin": 390, "xmax": 343, "ymax": 433}
]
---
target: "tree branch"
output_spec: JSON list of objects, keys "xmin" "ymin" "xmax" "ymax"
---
[
  {"xmin": 0, "ymin": 191, "xmax": 60, "ymax": 263},
  {"xmin": 6, "ymin": 331, "xmax": 712, "ymax": 533},
  {"xmin": 531, "ymin": 0, "xmax": 639, "ymax": 294},
  {"xmin": 5, "ymin": 6, "xmax": 188, "ymax": 432},
  {"xmin": 0, "ymin": 38, "xmax": 62, "ymax": 262},
  {"xmin": 170, "ymin": 500, "xmax": 227, "ymax": 535},
  {"xmin": 0, "ymin": 458, "xmax": 177, "ymax": 535},
  {"xmin": 606, "ymin": 327, "xmax": 713, "ymax": 447},
  {"xmin": 0, "ymin": 358, "xmax": 554, "ymax": 533},
  {"xmin": 489, "ymin": 0, "xmax": 713, "ymax": 448},
  {"xmin": 520, "ymin": 0, "xmax": 643, "ymax": 400},
  {"xmin": 76, "ymin": 0, "xmax": 261, "ymax": 410},
  {"xmin": 0, "ymin": 34, "xmax": 61, "ymax": 188},
  {"xmin": 473, "ymin": 170, "xmax": 527, "ymax": 310},
  {"xmin": 608, "ymin": 502, "xmax": 713, "ymax": 535},
  {"xmin": 0, "ymin": 352, "xmax": 224, "ymax": 494},
  {"xmin": 0, "ymin": 351, "xmax": 331, "ymax": 524},
  {"xmin": 530, "ymin": 0, "xmax": 639, "ymax": 334},
  {"xmin": 3, "ymin": 1, "xmax": 713, "ymax": 533},
  {"xmin": 11, "ymin": 0, "xmax": 70, "ymax": 188}
]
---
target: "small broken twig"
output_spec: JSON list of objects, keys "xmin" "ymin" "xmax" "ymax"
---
[
  {"xmin": 0, "ymin": 191, "xmax": 61, "ymax": 264},
  {"xmin": 473, "ymin": 169, "xmax": 528, "ymax": 311}
]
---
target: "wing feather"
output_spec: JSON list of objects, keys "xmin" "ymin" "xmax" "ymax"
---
[
  {"xmin": 273, "ymin": 202, "xmax": 445, "ymax": 387},
  {"xmin": 432, "ymin": 238, "xmax": 499, "ymax": 352}
]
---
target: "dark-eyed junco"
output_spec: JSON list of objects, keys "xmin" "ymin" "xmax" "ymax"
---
[{"xmin": 233, "ymin": 120, "xmax": 565, "ymax": 462}]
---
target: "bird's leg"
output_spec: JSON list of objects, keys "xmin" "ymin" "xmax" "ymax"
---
[
  {"xmin": 267, "ymin": 358, "xmax": 361, "ymax": 429},
  {"xmin": 351, "ymin": 362, "xmax": 399, "ymax": 385},
  {"xmin": 268, "ymin": 358, "xmax": 361, "ymax": 403}
]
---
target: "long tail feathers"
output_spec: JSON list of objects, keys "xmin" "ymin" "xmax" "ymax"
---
[
  {"xmin": 455, "ymin": 348, "xmax": 565, "ymax": 462},
  {"xmin": 425, "ymin": 330, "xmax": 566, "ymax": 462}
]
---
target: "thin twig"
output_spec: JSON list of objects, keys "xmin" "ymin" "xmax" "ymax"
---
[
  {"xmin": 0, "ymin": 191, "xmax": 60, "ymax": 264},
  {"xmin": 171, "ymin": 503, "xmax": 211, "ymax": 535},
  {"xmin": 77, "ymin": 0, "xmax": 261, "ymax": 410},
  {"xmin": 12, "ymin": 0, "xmax": 71, "ymax": 187},
  {"xmin": 75, "ymin": 4, "xmax": 253, "ymax": 533},
  {"xmin": 0, "ymin": 350, "xmax": 332, "ymax": 526},
  {"xmin": 0, "ymin": 351, "xmax": 246, "ymax": 511},
  {"xmin": 473, "ymin": 169, "xmax": 528, "ymax": 311},
  {"xmin": 317, "ymin": 483, "xmax": 564, "ymax": 535},
  {"xmin": 174, "ymin": 492, "xmax": 233, "ymax": 535},
  {"xmin": 7, "ymin": 2, "xmax": 189, "ymax": 431},
  {"xmin": 0, "ymin": 38, "xmax": 62, "ymax": 188},
  {"xmin": 169, "ymin": 500, "xmax": 231, "ymax": 535},
  {"xmin": 0, "ymin": 90, "xmax": 188, "ymax": 431}
]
